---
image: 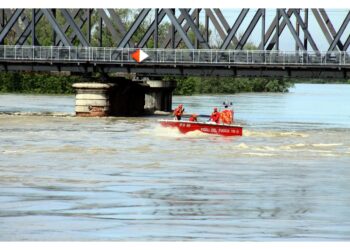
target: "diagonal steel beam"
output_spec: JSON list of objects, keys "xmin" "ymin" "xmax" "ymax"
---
[
  {"xmin": 205, "ymin": 9, "xmax": 229, "ymax": 45},
  {"xmin": 41, "ymin": 9, "xmax": 72, "ymax": 46},
  {"xmin": 16, "ymin": 9, "xmax": 43, "ymax": 45},
  {"xmin": 214, "ymin": 9, "xmax": 230, "ymax": 31},
  {"xmin": 220, "ymin": 9, "xmax": 249, "ymax": 49},
  {"xmin": 98, "ymin": 9, "xmax": 121, "ymax": 46},
  {"xmin": 344, "ymin": 34, "xmax": 350, "ymax": 51},
  {"xmin": 179, "ymin": 9, "xmax": 210, "ymax": 49},
  {"xmin": 161, "ymin": 9, "xmax": 188, "ymax": 48},
  {"xmin": 107, "ymin": 9, "xmax": 128, "ymax": 36},
  {"xmin": 163, "ymin": 9, "xmax": 194, "ymax": 49},
  {"xmin": 67, "ymin": 10, "xmax": 89, "ymax": 46},
  {"xmin": 0, "ymin": 9, "xmax": 24, "ymax": 43},
  {"xmin": 4, "ymin": 9, "xmax": 25, "ymax": 39},
  {"xmin": 320, "ymin": 9, "xmax": 338, "ymax": 37},
  {"xmin": 161, "ymin": 9, "xmax": 195, "ymax": 48},
  {"xmin": 263, "ymin": 9, "xmax": 293, "ymax": 50},
  {"xmin": 173, "ymin": 9, "xmax": 203, "ymax": 49},
  {"xmin": 292, "ymin": 9, "xmax": 318, "ymax": 51},
  {"xmin": 107, "ymin": 9, "xmax": 134, "ymax": 47},
  {"xmin": 138, "ymin": 9, "xmax": 166, "ymax": 47},
  {"xmin": 118, "ymin": 9, "xmax": 151, "ymax": 48},
  {"xmin": 312, "ymin": 9, "xmax": 333, "ymax": 45},
  {"xmin": 61, "ymin": 9, "xmax": 89, "ymax": 46},
  {"xmin": 55, "ymin": 9, "xmax": 80, "ymax": 45},
  {"xmin": 280, "ymin": 9, "xmax": 305, "ymax": 51},
  {"xmin": 214, "ymin": 9, "xmax": 239, "ymax": 45},
  {"xmin": 319, "ymin": 9, "xmax": 344, "ymax": 50},
  {"xmin": 235, "ymin": 9, "xmax": 263, "ymax": 49},
  {"xmin": 328, "ymin": 12, "xmax": 350, "ymax": 51}
]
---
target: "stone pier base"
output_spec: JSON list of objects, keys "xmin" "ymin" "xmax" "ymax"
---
[
  {"xmin": 73, "ymin": 83, "xmax": 114, "ymax": 117},
  {"xmin": 73, "ymin": 78, "xmax": 176, "ymax": 117},
  {"xmin": 144, "ymin": 80, "xmax": 177, "ymax": 113}
]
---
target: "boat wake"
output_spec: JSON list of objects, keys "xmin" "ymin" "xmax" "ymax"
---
[
  {"xmin": 142, "ymin": 124, "xmax": 212, "ymax": 138},
  {"xmin": 0, "ymin": 111, "xmax": 74, "ymax": 117}
]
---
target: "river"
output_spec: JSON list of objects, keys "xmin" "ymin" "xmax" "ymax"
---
[{"xmin": 0, "ymin": 84, "xmax": 350, "ymax": 241}]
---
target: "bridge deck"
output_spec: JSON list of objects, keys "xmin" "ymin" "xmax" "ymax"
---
[{"xmin": 1, "ymin": 46, "xmax": 350, "ymax": 78}]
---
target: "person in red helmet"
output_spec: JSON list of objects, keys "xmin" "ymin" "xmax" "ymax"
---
[
  {"xmin": 189, "ymin": 114, "xmax": 198, "ymax": 122},
  {"xmin": 210, "ymin": 107, "xmax": 220, "ymax": 124},
  {"xmin": 173, "ymin": 104, "xmax": 184, "ymax": 120}
]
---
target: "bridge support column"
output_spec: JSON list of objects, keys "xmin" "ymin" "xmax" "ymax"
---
[
  {"xmin": 144, "ymin": 80, "xmax": 177, "ymax": 113},
  {"xmin": 73, "ymin": 83, "xmax": 114, "ymax": 117}
]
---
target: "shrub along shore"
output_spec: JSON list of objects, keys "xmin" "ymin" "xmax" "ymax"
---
[{"xmin": 2, "ymin": 72, "xmax": 347, "ymax": 96}]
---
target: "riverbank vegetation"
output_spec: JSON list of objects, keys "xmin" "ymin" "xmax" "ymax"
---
[
  {"xmin": 0, "ymin": 72, "xmax": 79, "ymax": 94},
  {"xmin": 0, "ymin": 72, "xmax": 295, "ymax": 95},
  {"xmin": 2, "ymin": 72, "xmax": 349, "ymax": 95},
  {"xmin": 173, "ymin": 76, "xmax": 293, "ymax": 95}
]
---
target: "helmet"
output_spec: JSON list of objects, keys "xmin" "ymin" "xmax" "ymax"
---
[{"xmin": 214, "ymin": 107, "xmax": 218, "ymax": 112}]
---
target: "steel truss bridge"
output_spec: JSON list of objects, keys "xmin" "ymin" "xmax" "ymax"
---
[{"xmin": 1, "ymin": 8, "xmax": 350, "ymax": 78}]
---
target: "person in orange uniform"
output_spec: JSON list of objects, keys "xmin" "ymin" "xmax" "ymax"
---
[
  {"xmin": 189, "ymin": 114, "xmax": 198, "ymax": 122},
  {"xmin": 173, "ymin": 104, "xmax": 184, "ymax": 120},
  {"xmin": 220, "ymin": 104, "xmax": 234, "ymax": 124},
  {"xmin": 210, "ymin": 107, "xmax": 220, "ymax": 124}
]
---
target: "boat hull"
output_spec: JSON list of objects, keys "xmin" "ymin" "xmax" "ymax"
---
[{"xmin": 159, "ymin": 120, "xmax": 243, "ymax": 136}]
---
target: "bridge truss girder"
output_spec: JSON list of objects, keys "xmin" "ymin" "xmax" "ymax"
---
[{"xmin": 0, "ymin": 8, "xmax": 349, "ymax": 52}]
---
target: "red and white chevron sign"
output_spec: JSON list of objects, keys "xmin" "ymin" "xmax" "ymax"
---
[{"xmin": 131, "ymin": 49, "xmax": 149, "ymax": 63}]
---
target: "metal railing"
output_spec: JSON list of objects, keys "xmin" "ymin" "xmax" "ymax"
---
[{"xmin": 0, "ymin": 45, "xmax": 350, "ymax": 66}]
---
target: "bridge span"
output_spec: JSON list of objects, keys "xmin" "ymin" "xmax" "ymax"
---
[{"xmin": 1, "ymin": 45, "xmax": 350, "ymax": 78}]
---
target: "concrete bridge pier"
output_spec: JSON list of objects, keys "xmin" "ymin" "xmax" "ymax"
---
[
  {"xmin": 73, "ymin": 83, "xmax": 114, "ymax": 117},
  {"xmin": 73, "ymin": 78, "xmax": 176, "ymax": 117},
  {"xmin": 144, "ymin": 80, "xmax": 177, "ymax": 114}
]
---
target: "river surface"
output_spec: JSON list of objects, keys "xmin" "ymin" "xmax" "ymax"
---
[{"xmin": 0, "ymin": 84, "xmax": 350, "ymax": 241}]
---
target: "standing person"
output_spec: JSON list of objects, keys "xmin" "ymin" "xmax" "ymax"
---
[
  {"xmin": 220, "ymin": 104, "xmax": 234, "ymax": 124},
  {"xmin": 210, "ymin": 107, "xmax": 220, "ymax": 124},
  {"xmin": 173, "ymin": 104, "xmax": 184, "ymax": 120}
]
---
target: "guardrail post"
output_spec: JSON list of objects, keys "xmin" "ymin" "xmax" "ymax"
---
[
  {"xmin": 174, "ymin": 49, "xmax": 176, "ymax": 64},
  {"xmin": 14, "ymin": 46, "xmax": 16, "ymax": 59},
  {"xmin": 4, "ymin": 46, "xmax": 6, "ymax": 59},
  {"xmin": 69, "ymin": 46, "xmax": 71, "ymax": 61},
  {"xmin": 104, "ymin": 47, "xmax": 106, "ymax": 61},
  {"xmin": 339, "ymin": 51, "xmax": 342, "ymax": 65}
]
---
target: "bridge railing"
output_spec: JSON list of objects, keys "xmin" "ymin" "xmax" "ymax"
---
[{"xmin": 0, "ymin": 45, "xmax": 350, "ymax": 66}]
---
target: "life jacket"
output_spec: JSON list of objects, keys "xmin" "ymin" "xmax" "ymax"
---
[
  {"xmin": 173, "ymin": 107, "xmax": 184, "ymax": 117},
  {"xmin": 220, "ymin": 109, "xmax": 234, "ymax": 124},
  {"xmin": 189, "ymin": 116, "xmax": 197, "ymax": 122},
  {"xmin": 210, "ymin": 111, "xmax": 220, "ymax": 123}
]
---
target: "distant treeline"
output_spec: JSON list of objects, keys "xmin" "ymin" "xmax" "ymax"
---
[
  {"xmin": 1, "ymin": 72, "xmax": 348, "ymax": 95},
  {"xmin": 172, "ymin": 76, "xmax": 293, "ymax": 95},
  {"xmin": 0, "ymin": 72, "xmax": 80, "ymax": 94}
]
